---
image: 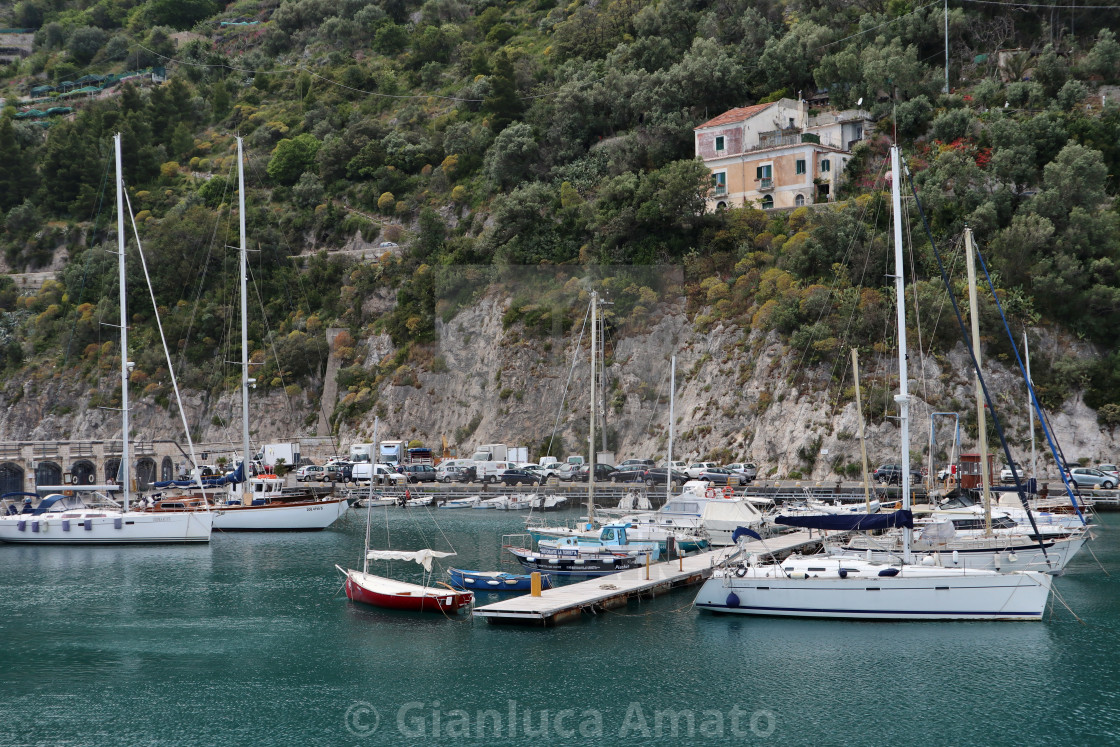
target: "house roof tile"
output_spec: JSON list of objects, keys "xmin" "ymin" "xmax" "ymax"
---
[{"xmin": 696, "ymin": 103, "xmax": 774, "ymax": 130}]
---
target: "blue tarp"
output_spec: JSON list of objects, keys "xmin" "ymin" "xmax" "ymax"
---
[
  {"xmin": 731, "ymin": 526, "xmax": 762, "ymax": 542},
  {"xmin": 775, "ymin": 510, "xmax": 914, "ymax": 531}
]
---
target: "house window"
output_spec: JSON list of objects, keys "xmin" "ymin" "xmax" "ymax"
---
[
  {"xmin": 761, "ymin": 195, "xmax": 774, "ymax": 209},
  {"xmin": 821, "ymin": 159, "xmax": 831, "ymax": 173},
  {"xmin": 795, "ymin": 194, "xmax": 805, "ymax": 207},
  {"xmin": 755, "ymin": 164, "xmax": 772, "ymax": 180},
  {"xmin": 712, "ymin": 171, "xmax": 727, "ymax": 196},
  {"xmin": 715, "ymin": 136, "xmax": 725, "ymax": 151},
  {"xmin": 796, "ymin": 159, "xmax": 806, "ymax": 175}
]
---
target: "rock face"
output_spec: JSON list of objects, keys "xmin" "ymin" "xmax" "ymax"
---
[{"xmin": 2, "ymin": 290, "xmax": 1115, "ymax": 477}]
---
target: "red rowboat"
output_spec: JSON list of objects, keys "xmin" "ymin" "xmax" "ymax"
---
[{"xmin": 342, "ymin": 568, "xmax": 473, "ymax": 613}]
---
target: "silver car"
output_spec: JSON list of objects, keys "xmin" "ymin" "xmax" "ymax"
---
[
  {"xmin": 1067, "ymin": 467, "xmax": 1116, "ymax": 489},
  {"xmin": 724, "ymin": 462, "xmax": 758, "ymax": 482}
]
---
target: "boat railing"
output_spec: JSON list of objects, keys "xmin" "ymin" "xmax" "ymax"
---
[{"xmin": 500, "ymin": 533, "xmax": 533, "ymax": 567}]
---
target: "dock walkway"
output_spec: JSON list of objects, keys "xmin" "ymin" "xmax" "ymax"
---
[{"xmin": 474, "ymin": 530, "xmax": 826, "ymax": 627}]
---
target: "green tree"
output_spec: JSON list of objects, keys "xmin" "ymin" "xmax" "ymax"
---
[
  {"xmin": 483, "ymin": 122, "xmax": 538, "ymax": 188},
  {"xmin": 148, "ymin": 0, "xmax": 219, "ymax": 30},
  {"xmin": 484, "ymin": 52, "xmax": 523, "ymax": 134},
  {"xmin": 268, "ymin": 134, "xmax": 323, "ymax": 185}
]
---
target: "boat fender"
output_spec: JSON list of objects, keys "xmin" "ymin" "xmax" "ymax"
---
[
  {"xmin": 114, "ymin": 517, "xmax": 123, "ymax": 529},
  {"xmin": 31, "ymin": 521, "xmax": 39, "ymax": 533},
  {"xmin": 84, "ymin": 520, "xmax": 93, "ymax": 530},
  {"xmin": 877, "ymin": 568, "xmax": 900, "ymax": 577},
  {"xmin": 838, "ymin": 568, "xmax": 847, "ymax": 578},
  {"xmin": 486, "ymin": 580, "xmax": 498, "ymax": 586},
  {"xmin": 952, "ymin": 550, "xmax": 959, "ymax": 565},
  {"xmin": 705, "ymin": 488, "xmax": 716, "ymax": 499},
  {"xmin": 921, "ymin": 555, "xmax": 935, "ymax": 566},
  {"xmin": 865, "ymin": 549, "xmax": 872, "ymax": 562},
  {"xmin": 790, "ymin": 571, "xmax": 808, "ymax": 580},
  {"xmin": 1007, "ymin": 552, "xmax": 1018, "ymax": 562},
  {"xmin": 726, "ymin": 592, "xmax": 740, "ymax": 608},
  {"xmin": 62, "ymin": 519, "xmax": 70, "ymax": 532},
  {"xmin": 735, "ymin": 566, "xmax": 748, "ymax": 578}
]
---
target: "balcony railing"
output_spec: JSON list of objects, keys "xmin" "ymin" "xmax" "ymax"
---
[
  {"xmin": 758, "ymin": 177, "xmax": 774, "ymax": 191},
  {"xmin": 713, "ymin": 184, "xmax": 727, "ymax": 196}
]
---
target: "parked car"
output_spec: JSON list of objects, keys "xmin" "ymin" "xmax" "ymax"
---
[
  {"xmin": 556, "ymin": 463, "xmax": 582, "ymax": 482},
  {"xmin": 321, "ymin": 463, "xmax": 353, "ymax": 483},
  {"xmin": 1096, "ymin": 464, "xmax": 1120, "ymax": 479},
  {"xmin": 401, "ymin": 464, "xmax": 437, "ymax": 483},
  {"xmin": 609, "ymin": 467, "xmax": 648, "ymax": 483},
  {"xmin": 295, "ymin": 465, "xmax": 325, "ymax": 482},
  {"xmin": 575, "ymin": 464, "xmax": 617, "ymax": 482},
  {"xmin": 872, "ymin": 463, "xmax": 923, "ymax": 485},
  {"xmin": 353, "ymin": 463, "xmax": 405, "ymax": 485},
  {"xmin": 500, "ymin": 469, "xmax": 542, "ymax": 486},
  {"xmin": 642, "ymin": 468, "xmax": 689, "ymax": 488},
  {"xmin": 685, "ymin": 462, "xmax": 719, "ymax": 478},
  {"xmin": 1067, "ymin": 467, "xmax": 1116, "ymax": 489},
  {"xmin": 617, "ymin": 459, "xmax": 655, "ymax": 470},
  {"xmin": 531, "ymin": 463, "xmax": 560, "ymax": 480},
  {"xmin": 698, "ymin": 468, "xmax": 744, "ymax": 487},
  {"xmin": 999, "ymin": 463, "xmax": 1024, "ymax": 484},
  {"xmin": 723, "ymin": 463, "xmax": 758, "ymax": 482},
  {"xmin": 437, "ymin": 463, "xmax": 465, "ymax": 482},
  {"xmin": 936, "ymin": 463, "xmax": 958, "ymax": 481}
]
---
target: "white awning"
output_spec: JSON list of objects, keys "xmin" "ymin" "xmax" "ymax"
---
[{"xmin": 366, "ymin": 549, "xmax": 456, "ymax": 572}]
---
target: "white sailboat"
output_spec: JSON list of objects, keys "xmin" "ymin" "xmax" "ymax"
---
[
  {"xmin": 0, "ymin": 135, "xmax": 212, "ymax": 544},
  {"xmin": 693, "ymin": 146, "xmax": 1053, "ymax": 620},
  {"xmin": 143, "ymin": 137, "xmax": 348, "ymax": 531}
]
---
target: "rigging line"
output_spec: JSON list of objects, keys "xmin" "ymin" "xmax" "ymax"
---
[
  {"xmin": 972, "ymin": 243, "xmax": 1087, "ymax": 523},
  {"xmin": 903, "ymin": 164, "xmax": 1053, "ymax": 565},
  {"xmin": 819, "ymin": 1, "xmax": 942, "ymax": 50},
  {"xmin": 64, "ymin": 148, "xmax": 115, "ymax": 367},
  {"xmin": 959, "ymin": 0, "xmax": 1120, "ymax": 7},
  {"xmin": 544, "ymin": 299, "xmax": 592, "ymax": 462},
  {"xmin": 904, "ymin": 198, "xmax": 931, "ymax": 408},
  {"xmin": 247, "ymin": 260, "xmax": 299, "ymax": 428}
]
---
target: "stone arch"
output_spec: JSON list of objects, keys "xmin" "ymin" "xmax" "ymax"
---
[
  {"xmin": 761, "ymin": 195, "xmax": 774, "ymax": 209},
  {"xmin": 71, "ymin": 459, "xmax": 96, "ymax": 485},
  {"xmin": 34, "ymin": 461, "xmax": 62, "ymax": 487},
  {"xmin": 161, "ymin": 456, "xmax": 174, "ymax": 482},
  {"xmin": 0, "ymin": 462, "xmax": 24, "ymax": 495},
  {"xmin": 105, "ymin": 458, "xmax": 121, "ymax": 484},
  {"xmin": 135, "ymin": 458, "xmax": 157, "ymax": 491},
  {"xmin": 795, "ymin": 193, "xmax": 805, "ymax": 207}
]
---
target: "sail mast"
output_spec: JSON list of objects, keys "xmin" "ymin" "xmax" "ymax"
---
[
  {"xmin": 964, "ymin": 227, "xmax": 992, "ymax": 535},
  {"xmin": 890, "ymin": 146, "xmax": 912, "ymax": 564},
  {"xmin": 238, "ymin": 137, "xmax": 252, "ymax": 503},
  {"xmin": 1025, "ymin": 331, "xmax": 1036, "ymax": 481},
  {"xmin": 852, "ymin": 348, "xmax": 871, "ymax": 512},
  {"xmin": 588, "ymin": 291, "xmax": 596, "ymax": 526},
  {"xmin": 668, "ymin": 355, "xmax": 676, "ymax": 503},
  {"xmin": 115, "ymin": 133, "xmax": 130, "ymax": 511}
]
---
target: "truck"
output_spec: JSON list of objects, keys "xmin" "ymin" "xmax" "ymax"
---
[
  {"xmin": 379, "ymin": 440, "xmax": 406, "ymax": 464},
  {"xmin": 349, "ymin": 443, "xmax": 373, "ymax": 463},
  {"xmin": 259, "ymin": 442, "xmax": 300, "ymax": 469},
  {"xmin": 471, "ymin": 444, "xmax": 508, "ymax": 462}
]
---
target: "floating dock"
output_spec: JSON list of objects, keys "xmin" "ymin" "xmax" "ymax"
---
[{"xmin": 473, "ymin": 530, "xmax": 828, "ymax": 627}]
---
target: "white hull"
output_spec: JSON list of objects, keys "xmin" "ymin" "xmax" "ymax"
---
[
  {"xmin": 0, "ymin": 509, "xmax": 212, "ymax": 543},
  {"xmin": 694, "ymin": 556, "xmax": 1052, "ymax": 620},
  {"xmin": 842, "ymin": 535, "xmax": 1087, "ymax": 574},
  {"xmin": 212, "ymin": 498, "xmax": 348, "ymax": 531},
  {"xmin": 441, "ymin": 497, "xmax": 480, "ymax": 509}
]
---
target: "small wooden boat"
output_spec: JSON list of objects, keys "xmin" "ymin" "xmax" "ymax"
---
[
  {"xmin": 440, "ymin": 496, "xmax": 480, "ymax": 509},
  {"xmin": 337, "ymin": 548, "xmax": 472, "ymax": 614},
  {"xmin": 448, "ymin": 568, "xmax": 553, "ymax": 592}
]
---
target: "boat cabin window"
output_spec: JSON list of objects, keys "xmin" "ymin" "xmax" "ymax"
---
[
  {"xmin": 255, "ymin": 483, "xmax": 264, "ymax": 492},
  {"xmin": 807, "ymin": 567, "xmax": 827, "ymax": 572}
]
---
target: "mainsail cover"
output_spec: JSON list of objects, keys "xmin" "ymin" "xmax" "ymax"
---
[
  {"xmin": 775, "ymin": 510, "xmax": 914, "ymax": 531},
  {"xmin": 366, "ymin": 549, "xmax": 456, "ymax": 572}
]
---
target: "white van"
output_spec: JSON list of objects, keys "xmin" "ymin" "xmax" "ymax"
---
[
  {"xmin": 474, "ymin": 461, "xmax": 515, "ymax": 483},
  {"xmin": 352, "ymin": 463, "xmax": 405, "ymax": 485}
]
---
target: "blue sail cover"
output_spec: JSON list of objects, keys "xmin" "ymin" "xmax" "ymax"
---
[
  {"xmin": 151, "ymin": 463, "xmax": 244, "ymax": 490},
  {"xmin": 731, "ymin": 527, "xmax": 763, "ymax": 542},
  {"xmin": 775, "ymin": 510, "xmax": 914, "ymax": 531}
]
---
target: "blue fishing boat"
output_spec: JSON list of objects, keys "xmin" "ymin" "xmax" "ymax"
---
[{"xmin": 448, "ymin": 568, "xmax": 553, "ymax": 592}]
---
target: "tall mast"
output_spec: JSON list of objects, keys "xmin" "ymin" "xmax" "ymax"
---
[
  {"xmin": 668, "ymin": 355, "xmax": 676, "ymax": 503},
  {"xmin": 964, "ymin": 227, "xmax": 992, "ymax": 535},
  {"xmin": 238, "ymin": 137, "xmax": 251, "ymax": 503},
  {"xmin": 588, "ymin": 291, "xmax": 596, "ymax": 526},
  {"xmin": 115, "ymin": 134, "xmax": 130, "ymax": 511},
  {"xmin": 890, "ymin": 146, "xmax": 911, "ymax": 563},
  {"xmin": 1025, "ymin": 331, "xmax": 1036, "ymax": 481}
]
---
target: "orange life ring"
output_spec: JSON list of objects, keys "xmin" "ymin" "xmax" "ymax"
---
[
  {"xmin": 705, "ymin": 488, "xmax": 716, "ymax": 499},
  {"xmin": 722, "ymin": 486, "xmax": 733, "ymax": 498}
]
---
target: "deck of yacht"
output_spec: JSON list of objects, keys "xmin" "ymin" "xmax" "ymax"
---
[{"xmin": 473, "ymin": 530, "xmax": 829, "ymax": 626}]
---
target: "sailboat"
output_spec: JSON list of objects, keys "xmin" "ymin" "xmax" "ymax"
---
[
  {"xmin": 693, "ymin": 146, "xmax": 1053, "ymax": 620},
  {"xmin": 141, "ymin": 137, "xmax": 348, "ymax": 531},
  {"xmin": 0, "ymin": 134, "xmax": 213, "ymax": 544},
  {"xmin": 337, "ymin": 504, "xmax": 472, "ymax": 613}
]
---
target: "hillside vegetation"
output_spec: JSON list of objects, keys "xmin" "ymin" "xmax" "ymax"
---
[{"xmin": 0, "ymin": 0, "xmax": 1119, "ymax": 442}]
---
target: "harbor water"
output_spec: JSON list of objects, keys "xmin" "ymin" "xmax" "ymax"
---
[{"xmin": 1, "ymin": 507, "xmax": 1118, "ymax": 745}]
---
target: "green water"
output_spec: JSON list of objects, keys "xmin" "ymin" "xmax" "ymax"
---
[{"xmin": 1, "ymin": 507, "xmax": 1118, "ymax": 746}]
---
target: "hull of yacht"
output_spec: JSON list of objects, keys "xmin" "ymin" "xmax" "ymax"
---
[
  {"xmin": 0, "ymin": 509, "xmax": 212, "ymax": 543},
  {"xmin": 842, "ymin": 534, "xmax": 1087, "ymax": 574},
  {"xmin": 694, "ymin": 557, "xmax": 1052, "ymax": 620},
  {"xmin": 212, "ymin": 497, "xmax": 349, "ymax": 531}
]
